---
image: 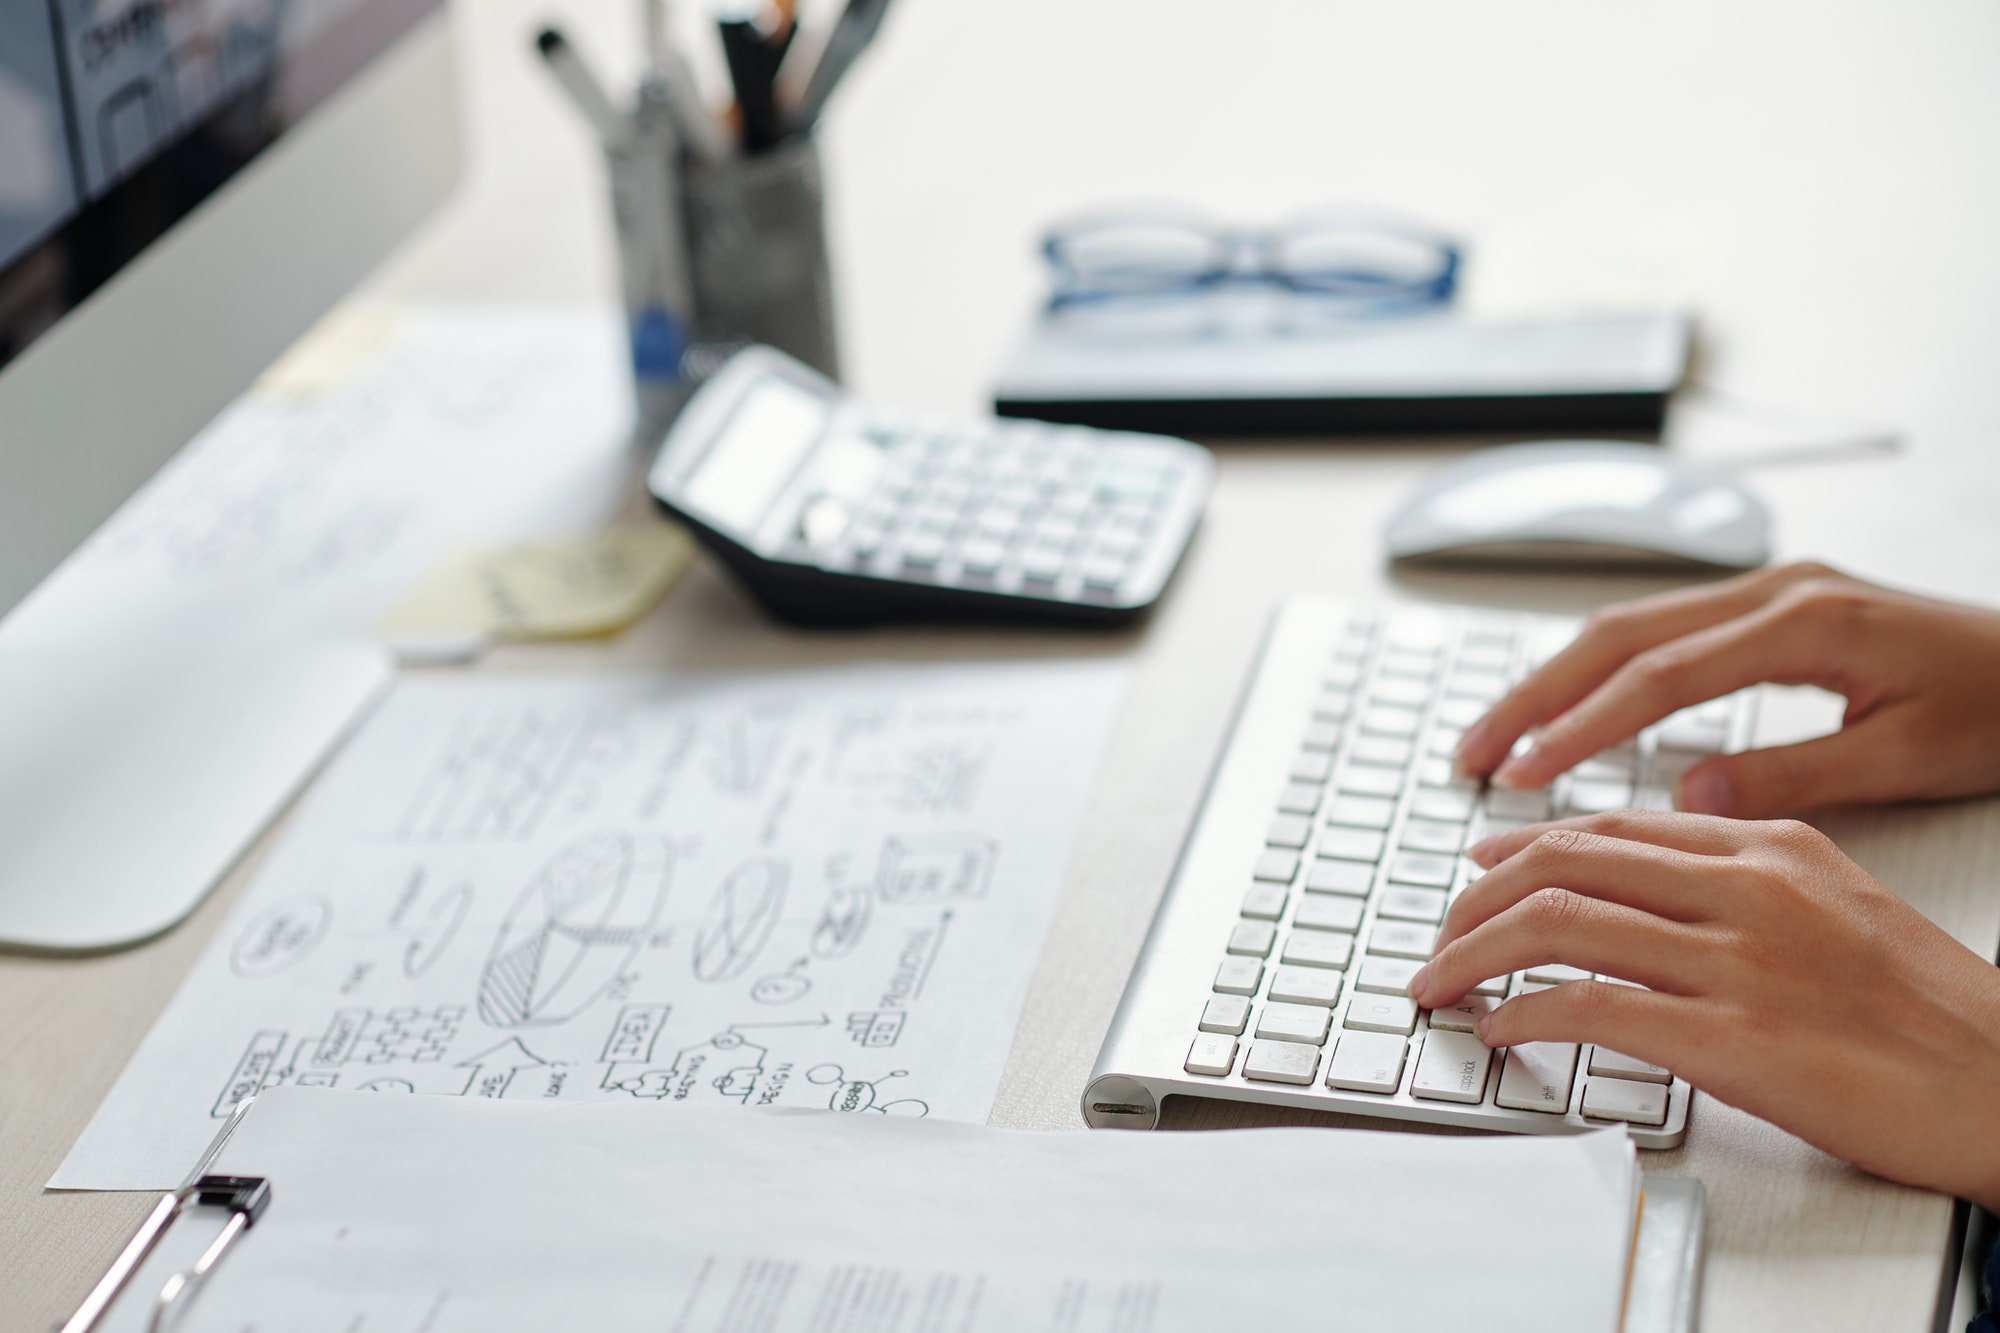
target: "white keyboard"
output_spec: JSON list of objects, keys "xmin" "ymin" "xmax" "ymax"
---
[{"xmin": 1085, "ymin": 596, "xmax": 1754, "ymax": 1148}]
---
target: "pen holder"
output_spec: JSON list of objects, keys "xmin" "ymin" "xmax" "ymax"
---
[{"xmin": 682, "ymin": 136, "xmax": 841, "ymax": 381}]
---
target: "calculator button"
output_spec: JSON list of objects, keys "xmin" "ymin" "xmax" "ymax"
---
[
  {"xmin": 798, "ymin": 496, "xmax": 852, "ymax": 549},
  {"xmin": 1080, "ymin": 557, "xmax": 1127, "ymax": 591},
  {"xmin": 959, "ymin": 539, "xmax": 1007, "ymax": 574}
]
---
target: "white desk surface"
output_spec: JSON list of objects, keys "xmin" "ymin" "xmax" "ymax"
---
[{"xmin": 8, "ymin": 1, "xmax": 2000, "ymax": 1328}]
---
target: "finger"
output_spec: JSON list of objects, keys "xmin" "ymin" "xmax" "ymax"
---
[
  {"xmin": 1415, "ymin": 884, "xmax": 1720, "ymax": 1007},
  {"xmin": 1466, "ymin": 808, "xmax": 1757, "ymax": 868},
  {"xmin": 1454, "ymin": 563, "xmax": 1830, "ymax": 777},
  {"xmin": 1674, "ymin": 714, "xmax": 1918, "ymax": 819},
  {"xmin": 1438, "ymin": 827, "xmax": 1735, "ymax": 962},
  {"xmin": 1489, "ymin": 590, "xmax": 1844, "ymax": 790},
  {"xmin": 1476, "ymin": 979, "xmax": 1709, "ymax": 1077}
]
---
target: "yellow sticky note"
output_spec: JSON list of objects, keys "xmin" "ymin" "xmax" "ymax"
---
[{"xmin": 380, "ymin": 523, "xmax": 697, "ymax": 652}]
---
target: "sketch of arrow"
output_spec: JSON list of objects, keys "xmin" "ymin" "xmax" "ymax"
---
[{"xmin": 728, "ymin": 1014, "xmax": 831, "ymax": 1031}]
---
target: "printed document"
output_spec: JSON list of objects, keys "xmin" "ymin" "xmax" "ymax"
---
[
  {"xmin": 102, "ymin": 1087, "xmax": 1640, "ymax": 1333},
  {"xmin": 55, "ymin": 660, "xmax": 1126, "ymax": 1189}
]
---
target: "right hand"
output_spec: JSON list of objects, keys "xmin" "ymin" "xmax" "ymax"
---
[{"xmin": 1452, "ymin": 562, "xmax": 2000, "ymax": 819}]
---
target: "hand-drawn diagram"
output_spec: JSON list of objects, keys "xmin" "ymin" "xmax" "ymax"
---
[
  {"xmin": 56, "ymin": 661, "xmax": 1129, "ymax": 1190},
  {"xmin": 751, "ymin": 958, "xmax": 813, "ymax": 1006},
  {"xmin": 846, "ymin": 1012, "xmax": 906, "ymax": 1048},
  {"xmin": 478, "ymin": 834, "xmax": 674, "ymax": 1027},
  {"xmin": 692, "ymin": 857, "xmax": 787, "ymax": 983},
  {"xmin": 229, "ymin": 896, "xmax": 331, "ymax": 978},
  {"xmin": 877, "ymin": 834, "xmax": 996, "ymax": 904},
  {"xmin": 808, "ymin": 1063, "xmax": 928, "ymax": 1117},
  {"xmin": 403, "ymin": 882, "xmax": 472, "ymax": 979}
]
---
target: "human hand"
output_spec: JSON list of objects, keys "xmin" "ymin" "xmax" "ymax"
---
[
  {"xmin": 1407, "ymin": 810, "xmax": 2000, "ymax": 1208},
  {"xmin": 1453, "ymin": 562, "xmax": 2000, "ymax": 819}
]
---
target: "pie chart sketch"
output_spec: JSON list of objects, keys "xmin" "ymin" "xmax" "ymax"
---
[
  {"xmin": 478, "ymin": 833, "xmax": 674, "ymax": 1027},
  {"xmin": 692, "ymin": 857, "xmax": 788, "ymax": 983}
]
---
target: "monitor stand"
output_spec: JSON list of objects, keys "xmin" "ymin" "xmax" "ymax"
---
[{"xmin": 0, "ymin": 641, "xmax": 389, "ymax": 952}]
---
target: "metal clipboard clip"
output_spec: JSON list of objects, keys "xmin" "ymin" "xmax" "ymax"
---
[{"xmin": 62, "ymin": 1098, "xmax": 270, "ymax": 1333}]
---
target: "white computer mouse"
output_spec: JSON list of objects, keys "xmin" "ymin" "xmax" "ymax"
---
[{"xmin": 1384, "ymin": 440, "xmax": 1770, "ymax": 569}]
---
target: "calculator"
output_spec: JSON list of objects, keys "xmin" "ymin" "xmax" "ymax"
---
[{"xmin": 646, "ymin": 346, "xmax": 1214, "ymax": 624}]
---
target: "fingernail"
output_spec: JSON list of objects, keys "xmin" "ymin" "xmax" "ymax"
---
[
  {"xmin": 1492, "ymin": 751, "xmax": 1538, "ymax": 789},
  {"xmin": 1467, "ymin": 836, "xmax": 1501, "ymax": 866},
  {"xmin": 1406, "ymin": 965, "xmax": 1430, "ymax": 1002},
  {"xmin": 1676, "ymin": 768, "xmax": 1734, "ymax": 815},
  {"xmin": 1476, "ymin": 1011, "xmax": 1492, "ymax": 1040}
]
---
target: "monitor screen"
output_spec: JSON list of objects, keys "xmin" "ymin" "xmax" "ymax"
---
[{"xmin": 0, "ymin": 0, "xmax": 436, "ymax": 370}]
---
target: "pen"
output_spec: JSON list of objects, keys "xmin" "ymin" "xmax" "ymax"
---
[
  {"xmin": 790, "ymin": 0, "xmax": 892, "ymax": 134},
  {"xmin": 716, "ymin": 3, "xmax": 794, "ymax": 153},
  {"xmin": 534, "ymin": 29, "xmax": 630, "ymax": 151}
]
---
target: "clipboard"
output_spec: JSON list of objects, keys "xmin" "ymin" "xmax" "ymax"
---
[{"xmin": 61, "ymin": 1101, "xmax": 270, "ymax": 1333}]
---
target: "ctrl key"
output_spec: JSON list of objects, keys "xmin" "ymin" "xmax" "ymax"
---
[
  {"xmin": 1185, "ymin": 1032, "xmax": 1239, "ymax": 1078},
  {"xmin": 1581, "ymin": 1076, "xmax": 1669, "ymax": 1127},
  {"xmin": 1242, "ymin": 1040, "xmax": 1320, "ymax": 1085}
]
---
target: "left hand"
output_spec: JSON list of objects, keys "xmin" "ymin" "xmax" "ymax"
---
[{"xmin": 1408, "ymin": 810, "xmax": 2000, "ymax": 1208}]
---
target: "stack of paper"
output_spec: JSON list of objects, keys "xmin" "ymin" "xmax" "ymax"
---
[{"xmin": 110, "ymin": 1086, "xmax": 1642, "ymax": 1332}]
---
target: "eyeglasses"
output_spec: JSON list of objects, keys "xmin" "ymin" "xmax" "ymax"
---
[{"xmin": 1041, "ymin": 207, "xmax": 1460, "ymax": 315}]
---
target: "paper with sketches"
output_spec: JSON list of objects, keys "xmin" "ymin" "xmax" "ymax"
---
[
  {"xmin": 55, "ymin": 659, "xmax": 1128, "ymax": 1190},
  {"xmin": 0, "ymin": 304, "xmax": 643, "ymax": 656},
  {"xmin": 96, "ymin": 1088, "xmax": 1639, "ymax": 1333},
  {"xmin": 378, "ymin": 522, "xmax": 697, "ymax": 657}
]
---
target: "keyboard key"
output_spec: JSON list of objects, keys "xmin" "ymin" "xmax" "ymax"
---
[
  {"xmin": 1276, "ymin": 783, "xmax": 1323, "ymax": 815},
  {"xmin": 1563, "ymin": 779, "xmax": 1634, "ymax": 815},
  {"xmin": 1582, "ymin": 1076, "xmax": 1669, "ymax": 1126},
  {"xmin": 1444, "ymin": 670, "xmax": 1509, "ymax": 701},
  {"xmin": 1294, "ymin": 895, "xmax": 1363, "ymax": 932},
  {"xmin": 1412, "ymin": 1028, "xmax": 1493, "ymax": 1103},
  {"xmin": 1319, "ymin": 827, "xmax": 1385, "ymax": 861},
  {"xmin": 1399, "ymin": 819, "xmax": 1466, "ymax": 855},
  {"xmin": 1415, "ymin": 757, "xmax": 1458, "ymax": 787},
  {"xmin": 1290, "ymin": 750, "xmax": 1335, "ymax": 783},
  {"xmin": 1327, "ymin": 1030, "xmax": 1407, "ymax": 1093},
  {"xmin": 1337, "ymin": 766, "xmax": 1404, "ymax": 797},
  {"xmin": 1313, "ymin": 690, "xmax": 1353, "ymax": 721},
  {"xmin": 1328, "ymin": 796, "xmax": 1395, "ymax": 829},
  {"xmin": 1589, "ymin": 1048, "xmax": 1672, "ymax": 1084},
  {"xmin": 1471, "ymin": 975, "xmax": 1510, "ymax": 997},
  {"xmin": 1300, "ymin": 720, "xmax": 1343, "ymax": 751},
  {"xmin": 1304, "ymin": 858, "xmax": 1374, "ymax": 896},
  {"xmin": 1185, "ymin": 1032, "xmax": 1238, "ymax": 1077},
  {"xmin": 1424, "ymin": 726, "xmax": 1465, "ymax": 757},
  {"xmin": 1344, "ymin": 993, "xmax": 1419, "ymax": 1035},
  {"xmin": 1387, "ymin": 851, "xmax": 1455, "ymax": 887},
  {"xmin": 1252, "ymin": 850, "xmax": 1300, "ymax": 883},
  {"xmin": 1656, "ymin": 711, "xmax": 1728, "ymax": 752},
  {"xmin": 1266, "ymin": 814, "xmax": 1313, "ymax": 848},
  {"xmin": 1324, "ymin": 660, "xmax": 1364, "ymax": 690},
  {"xmin": 1242, "ymin": 1040, "xmax": 1321, "ymax": 1085},
  {"xmin": 1355, "ymin": 955, "xmax": 1422, "ymax": 995},
  {"xmin": 1227, "ymin": 920, "xmax": 1276, "ymax": 957},
  {"xmin": 1370, "ymin": 676, "xmax": 1430, "ymax": 706},
  {"xmin": 1381, "ymin": 647, "xmax": 1442, "ymax": 675},
  {"xmin": 1214, "ymin": 957, "xmax": 1263, "ymax": 996},
  {"xmin": 1524, "ymin": 962, "xmax": 1592, "ymax": 984},
  {"xmin": 1281, "ymin": 929, "xmax": 1354, "ymax": 970},
  {"xmin": 1457, "ymin": 644, "xmax": 1512, "ymax": 672},
  {"xmin": 1378, "ymin": 886, "xmax": 1447, "ymax": 923},
  {"xmin": 1426, "ymin": 994, "xmax": 1499, "ymax": 1032},
  {"xmin": 1485, "ymin": 787, "xmax": 1552, "ymax": 821},
  {"xmin": 1574, "ymin": 755, "xmax": 1636, "ymax": 782},
  {"xmin": 1256, "ymin": 1001, "xmax": 1333, "ymax": 1044},
  {"xmin": 1200, "ymin": 994, "xmax": 1251, "ymax": 1035},
  {"xmin": 1350, "ymin": 735, "xmax": 1414, "ymax": 767},
  {"xmin": 1361, "ymin": 705, "xmax": 1421, "ymax": 737},
  {"xmin": 1367, "ymin": 920, "xmax": 1437, "ymax": 960},
  {"xmin": 1241, "ymin": 885, "xmax": 1288, "ymax": 920},
  {"xmin": 1497, "ymin": 1042, "xmax": 1579, "ymax": 1113},
  {"xmin": 1268, "ymin": 965, "xmax": 1342, "ymax": 1006},
  {"xmin": 1410, "ymin": 789, "xmax": 1475, "ymax": 822}
]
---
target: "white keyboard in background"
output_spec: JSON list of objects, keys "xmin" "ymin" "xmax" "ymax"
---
[{"xmin": 1085, "ymin": 596, "xmax": 1754, "ymax": 1148}]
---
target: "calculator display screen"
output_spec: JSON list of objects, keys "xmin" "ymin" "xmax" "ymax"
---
[{"xmin": 684, "ymin": 377, "xmax": 831, "ymax": 532}]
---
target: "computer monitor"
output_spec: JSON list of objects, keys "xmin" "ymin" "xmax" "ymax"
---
[
  {"xmin": 0, "ymin": 0, "xmax": 462, "ymax": 952},
  {"xmin": 0, "ymin": 0, "xmax": 461, "ymax": 617}
]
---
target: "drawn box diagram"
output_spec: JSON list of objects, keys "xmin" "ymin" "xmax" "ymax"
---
[
  {"xmin": 876, "ymin": 834, "xmax": 996, "ymax": 904},
  {"xmin": 315, "ymin": 1005, "xmax": 465, "ymax": 1066},
  {"xmin": 846, "ymin": 1011, "xmax": 906, "ymax": 1048},
  {"xmin": 601, "ymin": 1003, "xmax": 671, "ymax": 1064}
]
